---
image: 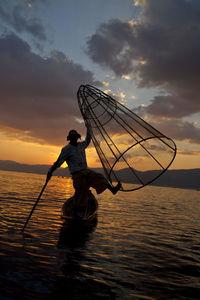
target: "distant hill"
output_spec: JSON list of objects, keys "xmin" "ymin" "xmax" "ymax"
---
[
  {"xmin": 0, "ymin": 160, "xmax": 199, "ymax": 190},
  {"xmin": 0, "ymin": 160, "xmax": 70, "ymax": 177},
  {"xmin": 116, "ymin": 167, "xmax": 200, "ymax": 190}
]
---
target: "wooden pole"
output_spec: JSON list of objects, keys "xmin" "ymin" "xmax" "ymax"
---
[{"xmin": 21, "ymin": 178, "xmax": 49, "ymax": 232}]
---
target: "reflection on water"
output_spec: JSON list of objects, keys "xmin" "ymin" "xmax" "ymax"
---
[
  {"xmin": 58, "ymin": 217, "xmax": 98, "ymax": 249},
  {"xmin": 0, "ymin": 170, "xmax": 200, "ymax": 299}
]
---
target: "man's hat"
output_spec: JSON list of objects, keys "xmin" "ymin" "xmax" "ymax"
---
[{"xmin": 67, "ymin": 129, "xmax": 81, "ymax": 140}]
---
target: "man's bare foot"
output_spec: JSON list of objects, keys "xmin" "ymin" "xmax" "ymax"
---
[{"xmin": 112, "ymin": 182, "xmax": 122, "ymax": 194}]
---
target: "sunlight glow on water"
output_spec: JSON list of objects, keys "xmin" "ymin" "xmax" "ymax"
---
[{"xmin": 0, "ymin": 170, "xmax": 200, "ymax": 299}]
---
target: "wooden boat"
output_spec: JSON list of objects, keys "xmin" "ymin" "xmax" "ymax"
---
[
  {"xmin": 61, "ymin": 190, "xmax": 98, "ymax": 223},
  {"xmin": 58, "ymin": 192, "xmax": 98, "ymax": 248}
]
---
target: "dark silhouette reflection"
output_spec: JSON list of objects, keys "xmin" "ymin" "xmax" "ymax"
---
[
  {"xmin": 57, "ymin": 218, "xmax": 98, "ymax": 282},
  {"xmin": 50, "ymin": 218, "xmax": 116, "ymax": 300},
  {"xmin": 57, "ymin": 216, "xmax": 98, "ymax": 250}
]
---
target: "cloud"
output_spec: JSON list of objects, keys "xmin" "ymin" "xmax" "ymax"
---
[
  {"xmin": 135, "ymin": 112, "xmax": 200, "ymax": 145},
  {"xmin": 102, "ymin": 81, "xmax": 109, "ymax": 87},
  {"xmin": 86, "ymin": 0, "xmax": 200, "ymax": 119},
  {"xmin": 86, "ymin": 19, "xmax": 134, "ymax": 76},
  {"xmin": 0, "ymin": 2, "xmax": 46, "ymax": 40},
  {"xmin": 0, "ymin": 33, "xmax": 99, "ymax": 146},
  {"xmin": 178, "ymin": 149, "xmax": 200, "ymax": 156},
  {"xmin": 154, "ymin": 118, "xmax": 200, "ymax": 145}
]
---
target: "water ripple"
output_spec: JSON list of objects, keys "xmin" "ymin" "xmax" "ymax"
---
[{"xmin": 0, "ymin": 170, "xmax": 200, "ymax": 299}]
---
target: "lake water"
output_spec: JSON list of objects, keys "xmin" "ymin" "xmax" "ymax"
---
[{"xmin": 0, "ymin": 170, "xmax": 200, "ymax": 300}]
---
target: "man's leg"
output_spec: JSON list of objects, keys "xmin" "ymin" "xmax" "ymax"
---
[
  {"xmin": 72, "ymin": 171, "xmax": 89, "ymax": 217},
  {"xmin": 86, "ymin": 169, "xmax": 121, "ymax": 195}
]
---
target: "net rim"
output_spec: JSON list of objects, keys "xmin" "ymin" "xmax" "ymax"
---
[{"xmin": 108, "ymin": 136, "xmax": 177, "ymax": 192}]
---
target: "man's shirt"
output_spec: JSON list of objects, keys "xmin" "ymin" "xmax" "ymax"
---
[{"xmin": 49, "ymin": 128, "xmax": 91, "ymax": 175}]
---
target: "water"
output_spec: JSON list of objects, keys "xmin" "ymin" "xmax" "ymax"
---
[{"xmin": 0, "ymin": 170, "xmax": 200, "ymax": 300}]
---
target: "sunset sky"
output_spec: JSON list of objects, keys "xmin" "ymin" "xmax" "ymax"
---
[{"xmin": 0, "ymin": 0, "xmax": 199, "ymax": 170}]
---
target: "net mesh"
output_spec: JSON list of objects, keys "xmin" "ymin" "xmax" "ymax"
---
[{"xmin": 77, "ymin": 85, "xmax": 177, "ymax": 191}]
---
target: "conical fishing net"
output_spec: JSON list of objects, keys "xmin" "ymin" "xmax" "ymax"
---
[{"xmin": 77, "ymin": 85, "xmax": 177, "ymax": 191}]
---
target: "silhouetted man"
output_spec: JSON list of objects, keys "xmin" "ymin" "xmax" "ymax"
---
[{"xmin": 47, "ymin": 124, "xmax": 121, "ymax": 216}]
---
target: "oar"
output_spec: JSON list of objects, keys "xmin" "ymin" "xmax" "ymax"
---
[{"xmin": 21, "ymin": 177, "xmax": 49, "ymax": 232}]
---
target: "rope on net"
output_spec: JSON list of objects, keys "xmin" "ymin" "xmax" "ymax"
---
[{"xmin": 77, "ymin": 84, "xmax": 177, "ymax": 192}]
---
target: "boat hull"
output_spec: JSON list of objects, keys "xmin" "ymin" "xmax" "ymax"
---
[{"xmin": 61, "ymin": 190, "xmax": 98, "ymax": 223}]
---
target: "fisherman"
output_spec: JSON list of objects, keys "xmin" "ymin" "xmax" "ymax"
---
[{"xmin": 47, "ymin": 123, "xmax": 121, "ymax": 217}]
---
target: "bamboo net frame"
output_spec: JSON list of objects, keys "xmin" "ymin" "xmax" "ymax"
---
[{"xmin": 77, "ymin": 85, "xmax": 177, "ymax": 192}]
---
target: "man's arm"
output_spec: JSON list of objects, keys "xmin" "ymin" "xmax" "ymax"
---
[
  {"xmin": 46, "ymin": 148, "xmax": 67, "ymax": 181},
  {"xmin": 84, "ymin": 123, "xmax": 92, "ymax": 147}
]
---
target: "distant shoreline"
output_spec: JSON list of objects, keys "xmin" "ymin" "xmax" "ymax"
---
[
  {"xmin": 0, "ymin": 169, "xmax": 198, "ymax": 191},
  {"xmin": 0, "ymin": 160, "xmax": 199, "ymax": 191}
]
